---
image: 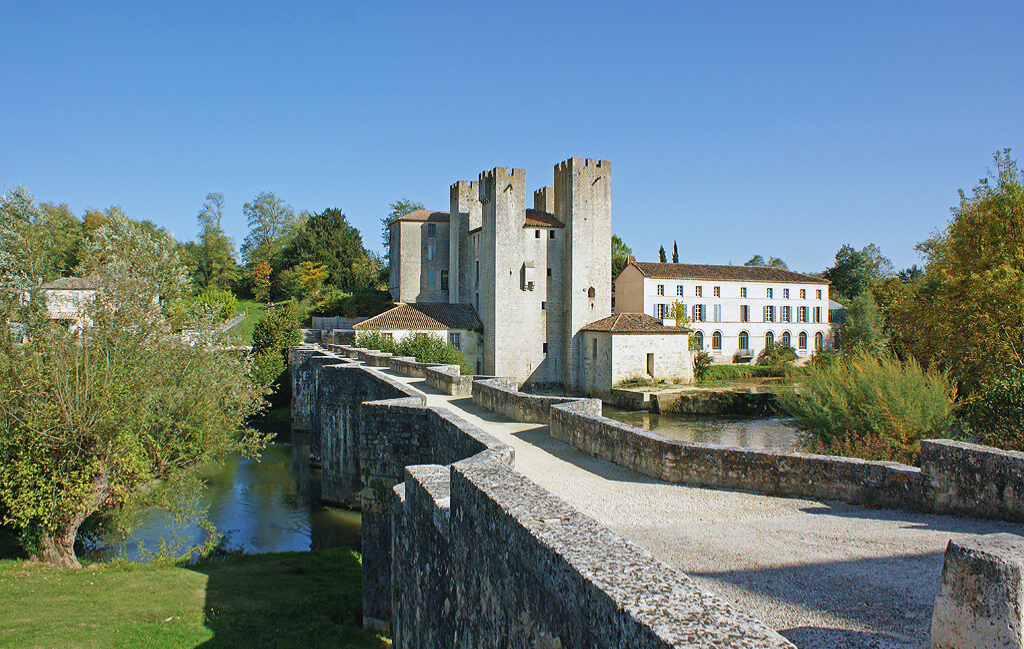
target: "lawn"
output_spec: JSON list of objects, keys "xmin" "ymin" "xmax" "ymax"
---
[
  {"xmin": 226, "ymin": 300, "xmax": 267, "ymax": 346},
  {"xmin": 0, "ymin": 549, "xmax": 385, "ymax": 649}
]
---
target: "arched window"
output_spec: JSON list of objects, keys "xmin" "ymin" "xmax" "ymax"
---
[
  {"xmin": 738, "ymin": 330, "xmax": 749, "ymax": 350},
  {"xmin": 712, "ymin": 330, "xmax": 722, "ymax": 350},
  {"xmin": 588, "ymin": 287, "xmax": 595, "ymax": 299},
  {"xmin": 765, "ymin": 331, "xmax": 774, "ymax": 347},
  {"xmin": 832, "ymin": 332, "xmax": 840, "ymax": 350},
  {"xmin": 781, "ymin": 331, "xmax": 791, "ymax": 347},
  {"xmin": 693, "ymin": 331, "xmax": 704, "ymax": 350},
  {"xmin": 799, "ymin": 331, "xmax": 808, "ymax": 350},
  {"xmin": 814, "ymin": 331, "xmax": 823, "ymax": 351}
]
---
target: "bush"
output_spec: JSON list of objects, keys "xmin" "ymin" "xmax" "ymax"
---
[
  {"xmin": 310, "ymin": 289, "xmax": 393, "ymax": 318},
  {"xmin": 251, "ymin": 303, "xmax": 302, "ymax": 393},
  {"xmin": 396, "ymin": 333, "xmax": 472, "ymax": 375},
  {"xmin": 701, "ymin": 365, "xmax": 789, "ymax": 381},
  {"xmin": 694, "ymin": 351, "xmax": 713, "ymax": 382},
  {"xmin": 616, "ymin": 374, "xmax": 657, "ymax": 388},
  {"xmin": 354, "ymin": 329, "xmax": 398, "ymax": 355},
  {"xmin": 192, "ymin": 289, "xmax": 238, "ymax": 322},
  {"xmin": 965, "ymin": 370, "xmax": 1024, "ymax": 451},
  {"xmin": 776, "ymin": 350, "xmax": 957, "ymax": 465},
  {"xmin": 756, "ymin": 341, "xmax": 798, "ymax": 367}
]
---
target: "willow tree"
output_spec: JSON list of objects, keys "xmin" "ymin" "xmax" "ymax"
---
[{"xmin": 0, "ymin": 207, "xmax": 267, "ymax": 568}]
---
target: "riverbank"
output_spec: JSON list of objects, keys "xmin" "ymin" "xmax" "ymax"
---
[{"xmin": 0, "ymin": 548, "xmax": 384, "ymax": 649}]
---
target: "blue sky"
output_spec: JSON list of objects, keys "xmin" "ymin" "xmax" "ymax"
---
[{"xmin": 2, "ymin": 1, "xmax": 1021, "ymax": 273}]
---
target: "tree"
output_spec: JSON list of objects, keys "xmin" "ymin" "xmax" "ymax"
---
[
  {"xmin": 824, "ymin": 243, "xmax": 893, "ymax": 303},
  {"xmin": 381, "ymin": 199, "xmax": 424, "ymax": 251},
  {"xmin": 744, "ymin": 255, "xmax": 788, "ymax": 270},
  {"xmin": 0, "ymin": 211, "xmax": 266, "ymax": 567},
  {"xmin": 913, "ymin": 149, "xmax": 1024, "ymax": 391},
  {"xmin": 299, "ymin": 261, "xmax": 329, "ymax": 300},
  {"xmin": 842, "ymin": 291, "xmax": 888, "ymax": 357},
  {"xmin": 251, "ymin": 261, "xmax": 271, "ymax": 302},
  {"xmin": 241, "ymin": 191, "xmax": 298, "ymax": 265},
  {"xmin": 252, "ymin": 303, "xmax": 302, "ymax": 389},
  {"xmin": 282, "ymin": 208, "xmax": 371, "ymax": 290},
  {"xmin": 658, "ymin": 246, "xmax": 667, "ymax": 263},
  {"xmin": 185, "ymin": 193, "xmax": 240, "ymax": 291},
  {"xmin": 672, "ymin": 241, "xmax": 679, "ymax": 263},
  {"xmin": 611, "ymin": 234, "xmax": 632, "ymax": 279}
]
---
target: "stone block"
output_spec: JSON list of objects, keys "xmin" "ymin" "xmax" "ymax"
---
[{"xmin": 931, "ymin": 533, "xmax": 1024, "ymax": 649}]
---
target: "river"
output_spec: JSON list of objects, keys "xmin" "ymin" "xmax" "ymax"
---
[
  {"xmin": 83, "ymin": 431, "xmax": 361, "ymax": 562},
  {"xmin": 602, "ymin": 405, "xmax": 802, "ymax": 451}
]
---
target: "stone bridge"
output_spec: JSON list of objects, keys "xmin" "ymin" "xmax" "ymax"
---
[{"xmin": 290, "ymin": 345, "xmax": 1024, "ymax": 649}]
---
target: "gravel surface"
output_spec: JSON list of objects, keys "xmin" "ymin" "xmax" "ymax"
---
[{"xmin": 382, "ymin": 370, "xmax": 1023, "ymax": 649}]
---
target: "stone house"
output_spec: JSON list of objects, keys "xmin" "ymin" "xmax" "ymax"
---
[
  {"xmin": 614, "ymin": 259, "xmax": 837, "ymax": 364},
  {"xmin": 353, "ymin": 302, "xmax": 482, "ymax": 369},
  {"xmin": 37, "ymin": 276, "xmax": 98, "ymax": 332},
  {"xmin": 579, "ymin": 313, "xmax": 695, "ymax": 397}
]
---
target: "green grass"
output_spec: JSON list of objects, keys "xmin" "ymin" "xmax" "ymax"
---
[
  {"xmin": 227, "ymin": 300, "xmax": 267, "ymax": 346},
  {"xmin": 0, "ymin": 549, "xmax": 385, "ymax": 649}
]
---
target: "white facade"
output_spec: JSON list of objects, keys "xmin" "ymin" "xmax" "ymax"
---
[{"xmin": 614, "ymin": 261, "xmax": 835, "ymax": 363}]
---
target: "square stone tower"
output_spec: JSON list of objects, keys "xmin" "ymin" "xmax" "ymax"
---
[
  {"xmin": 554, "ymin": 158, "xmax": 612, "ymax": 390},
  {"xmin": 449, "ymin": 180, "xmax": 480, "ymax": 305}
]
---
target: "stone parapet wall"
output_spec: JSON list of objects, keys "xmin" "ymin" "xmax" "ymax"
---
[
  {"xmin": 549, "ymin": 400, "xmax": 1024, "ymax": 521},
  {"xmin": 390, "ymin": 456, "xmax": 793, "ymax": 648},
  {"xmin": 425, "ymin": 367, "xmax": 502, "ymax": 397},
  {"xmin": 472, "ymin": 377, "xmax": 602, "ymax": 424},
  {"xmin": 387, "ymin": 355, "xmax": 461, "ymax": 378},
  {"xmin": 922, "ymin": 439, "xmax": 1024, "ymax": 521},
  {"xmin": 290, "ymin": 345, "xmax": 795, "ymax": 646}
]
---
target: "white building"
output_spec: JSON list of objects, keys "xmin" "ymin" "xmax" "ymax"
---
[
  {"xmin": 353, "ymin": 302, "xmax": 483, "ymax": 370},
  {"xmin": 37, "ymin": 276, "xmax": 98, "ymax": 332},
  {"xmin": 614, "ymin": 259, "xmax": 836, "ymax": 363},
  {"xmin": 579, "ymin": 313, "xmax": 695, "ymax": 396}
]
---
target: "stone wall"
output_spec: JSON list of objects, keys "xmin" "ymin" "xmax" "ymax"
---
[
  {"xmin": 391, "ymin": 455, "xmax": 793, "ymax": 649},
  {"xmin": 291, "ymin": 345, "xmax": 798, "ymax": 646},
  {"xmin": 472, "ymin": 377, "xmax": 602, "ymax": 424},
  {"xmin": 425, "ymin": 366, "xmax": 501, "ymax": 397},
  {"xmin": 922, "ymin": 439, "xmax": 1024, "ymax": 522},
  {"xmin": 387, "ymin": 355, "xmax": 460, "ymax": 378},
  {"xmin": 549, "ymin": 400, "xmax": 1024, "ymax": 521},
  {"xmin": 653, "ymin": 389, "xmax": 778, "ymax": 416}
]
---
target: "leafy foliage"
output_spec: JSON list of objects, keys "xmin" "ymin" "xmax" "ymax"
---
[
  {"xmin": 396, "ymin": 333, "xmax": 472, "ymax": 374},
  {"xmin": 755, "ymin": 340, "xmax": 798, "ymax": 367},
  {"xmin": 0, "ymin": 212, "xmax": 267, "ymax": 567},
  {"xmin": 282, "ymin": 207, "xmax": 373, "ymax": 291},
  {"xmin": 693, "ymin": 351, "xmax": 713, "ymax": 382},
  {"xmin": 824, "ymin": 243, "xmax": 893, "ymax": 303},
  {"xmin": 776, "ymin": 350, "xmax": 956, "ymax": 465},
  {"xmin": 611, "ymin": 234, "xmax": 632, "ymax": 280},
  {"xmin": 381, "ymin": 198, "xmax": 424, "ymax": 251},
  {"xmin": 964, "ymin": 369, "xmax": 1024, "ymax": 451},
  {"xmin": 310, "ymin": 288, "xmax": 394, "ymax": 318},
  {"xmin": 191, "ymin": 289, "xmax": 238, "ymax": 322},
  {"xmin": 841, "ymin": 290, "xmax": 887, "ymax": 356},
  {"xmin": 354, "ymin": 329, "xmax": 398, "ymax": 355},
  {"xmin": 240, "ymin": 191, "xmax": 300, "ymax": 265},
  {"xmin": 745, "ymin": 254, "xmax": 788, "ymax": 270}
]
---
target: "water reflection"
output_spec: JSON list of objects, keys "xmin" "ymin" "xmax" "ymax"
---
[
  {"xmin": 84, "ymin": 433, "xmax": 361, "ymax": 562},
  {"xmin": 602, "ymin": 405, "xmax": 801, "ymax": 451}
]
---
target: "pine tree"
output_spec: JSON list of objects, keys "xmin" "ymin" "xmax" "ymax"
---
[
  {"xmin": 658, "ymin": 246, "xmax": 666, "ymax": 263},
  {"xmin": 672, "ymin": 241, "xmax": 679, "ymax": 263}
]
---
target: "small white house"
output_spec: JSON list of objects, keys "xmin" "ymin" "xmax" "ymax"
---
[
  {"xmin": 37, "ymin": 276, "xmax": 98, "ymax": 332},
  {"xmin": 579, "ymin": 313, "xmax": 695, "ymax": 397},
  {"xmin": 614, "ymin": 258, "xmax": 836, "ymax": 363},
  {"xmin": 352, "ymin": 302, "xmax": 482, "ymax": 370}
]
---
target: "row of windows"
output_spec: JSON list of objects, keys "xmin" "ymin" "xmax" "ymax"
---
[
  {"xmin": 654, "ymin": 304, "xmax": 824, "ymax": 324},
  {"xmin": 656, "ymin": 284, "xmax": 823, "ymax": 300},
  {"xmin": 693, "ymin": 330, "xmax": 828, "ymax": 352},
  {"xmin": 534, "ymin": 229, "xmax": 556, "ymax": 239},
  {"xmin": 425, "ymin": 269, "xmax": 450, "ymax": 290}
]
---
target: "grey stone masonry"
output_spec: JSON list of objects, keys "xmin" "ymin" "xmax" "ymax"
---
[
  {"xmin": 931, "ymin": 533, "xmax": 1024, "ymax": 649},
  {"xmin": 923, "ymin": 439, "xmax": 1024, "ymax": 521}
]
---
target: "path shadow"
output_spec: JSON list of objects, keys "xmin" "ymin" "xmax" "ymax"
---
[
  {"xmin": 688, "ymin": 552, "xmax": 943, "ymax": 648},
  {"xmin": 797, "ymin": 502, "xmax": 1024, "ymax": 536}
]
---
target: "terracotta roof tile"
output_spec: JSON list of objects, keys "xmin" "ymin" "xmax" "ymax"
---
[
  {"xmin": 630, "ymin": 262, "xmax": 826, "ymax": 285},
  {"xmin": 524, "ymin": 209, "xmax": 564, "ymax": 228},
  {"xmin": 582, "ymin": 313, "xmax": 691, "ymax": 333},
  {"xmin": 353, "ymin": 302, "xmax": 482, "ymax": 332},
  {"xmin": 393, "ymin": 210, "xmax": 450, "ymax": 223}
]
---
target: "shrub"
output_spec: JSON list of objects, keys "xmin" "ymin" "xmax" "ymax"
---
[
  {"xmin": 192, "ymin": 289, "xmax": 238, "ymax": 322},
  {"xmin": 354, "ymin": 329, "xmax": 398, "ymax": 355},
  {"xmin": 756, "ymin": 341, "xmax": 798, "ymax": 367},
  {"xmin": 311, "ymin": 289, "xmax": 393, "ymax": 318},
  {"xmin": 396, "ymin": 332, "xmax": 472, "ymax": 375},
  {"xmin": 776, "ymin": 350, "xmax": 957, "ymax": 465},
  {"xmin": 694, "ymin": 351, "xmax": 713, "ymax": 382},
  {"xmin": 617, "ymin": 374, "xmax": 656, "ymax": 388},
  {"xmin": 965, "ymin": 370, "xmax": 1024, "ymax": 451},
  {"xmin": 251, "ymin": 303, "xmax": 302, "ymax": 397}
]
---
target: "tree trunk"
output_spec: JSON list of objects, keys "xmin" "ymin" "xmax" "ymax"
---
[{"xmin": 34, "ymin": 469, "xmax": 114, "ymax": 569}]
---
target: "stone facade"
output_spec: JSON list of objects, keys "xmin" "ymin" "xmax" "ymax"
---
[{"xmin": 391, "ymin": 158, "xmax": 612, "ymax": 391}]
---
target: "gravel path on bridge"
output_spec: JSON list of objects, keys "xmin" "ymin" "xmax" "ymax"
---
[{"xmin": 379, "ymin": 369, "xmax": 1022, "ymax": 649}]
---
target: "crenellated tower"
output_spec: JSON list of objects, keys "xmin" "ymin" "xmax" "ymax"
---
[{"xmin": 449, "ymin": 180, "xmax": 480, "ymax": 304}]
